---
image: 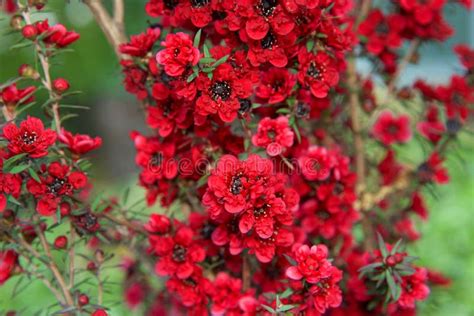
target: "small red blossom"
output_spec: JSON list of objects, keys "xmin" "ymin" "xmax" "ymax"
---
[
  {"xmin": 0, "ymin": 250, "xmax": 18, "ymax": 285},
  {"xmin": 119, "ymin": 28, "xmax": 161, "ymax": 57},
  {"xmin": 52, "ymin": 78, "xmax": 70, "ymax": 93},
  {"xmin": 3, "ymin": 116, "xmax": 57, "ymax": 159},
  {"xmin": 0, "ymin": 83, "xmax": 36, "ymax": 107},
  {"xmin": 156, "ymin": 32, "xmax": 200, "ymax": 77},
  {"xmin": 255, "ymin": 68, "xmax": 296, "ymax": 104},
  {"xmin": 154, "ymin": 226, "xmax": 206, "ymax": 279},
  {"xmin": 252, "ymin": 116, "xmax": 294, "ymax": 156},
  {"xmin": 58, "ymin": 129, "xmax": 102, "ymax": 157},
  {"xmin": 398, "ymin": 267, "xmax": 430, "ymax": 309},
  {"xmin": 298, "ymin": 50, "xmax": 339, "ymax": 98},
  {"xmin": 286, "ymin": 244, "xmax": 333, "ymax": 284},
  {"xmin": 372, "ymin": 110, "xmax": 412, "ymax": 145}
]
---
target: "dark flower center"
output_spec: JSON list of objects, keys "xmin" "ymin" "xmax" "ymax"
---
[
  {"xmin": 238, "ymin": 98, "xmax": 252, "ymax": 114},
  {"xmin": 212, "ymin": 11, "xmax": 227, "ymax": 20},
  {"xmin": 22, "ymin": 131, "xmax": 37, "ymax": 145},
  {"xmin": 317, "ymin": 210, "xmax": 331, "ymax": 220},
  {"xmin": 446, "ymin": 118, "xmax": 461, "ymax": 135},
  {"xmin": 210, "ymin": 81, "xmax": 232, "ymax": 101},
  {"xmin": 230, "ymin": 176, "xmax": 243, "ymax": 195},
  {"xmin": 150, "ymin": 152, "xmax": 163, "ymax": 167},
  {"xmin": 172, "ymin": 244, "xmax": 187, "ymax": 262},
  {"xmin": 416, "ymin": 163, "xmax": 433, "ymax": 182},
  {"xmin": 261, "ymin": 32, "xmax": 276, "ymax": 49},
  {"xmin": 253, "ymin": 204, "xmax": 269, "ymax": 217},
  {"xmin": 48, "ymin": 178, "xmax": 65, "ymax": 194},
  {"xmin": 164, "ymin": 0, "xmax": 179, "ymax": 9},
  {"xmin": 376, "ymin": 23, "xmax": 389, "ymax": 34},
  {"xmin": 201, "ymin": 223, "xmax": 216, "ymax": 239},
  {"xmin": 307, "ymin": 63, "xmax": 321, "ymax": 79},
  {"xmin": 191, "ymin": 0, "xmax": 209, "ymax": 8},
  {"xmin": 386, "ymin": 123, "xmax": 399, "ymax": 135},
  {"xmin": 257, "ymin": 0, "xmax": 277, "ymax": 17},
  {"xmin": 296, "ymin": 103, "xmax": 310, "ymax": 118}
]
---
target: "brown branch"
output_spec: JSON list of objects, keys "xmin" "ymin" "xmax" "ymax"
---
[
  {"xmin": 242, "ymin": 256, "xmax": 251, "ymax": 291},
  {"xmin": 102, "ymin": 212, "xmax": 146, "ymax": 234},
  {"xmin": 35, "ymin": 225, "xmax": 75, "ymax": 307},
  {"xmin": 21, "ymin": 7, "xmax": 61, "ymax": 131},
  {"xmin": 386, "ymin": 39, "xmax": 421, "ymax": 95},
  {"xmin": 355, "ymin": 0, "xmax": 372, "ymax": 27},
  {"xmin": 83, "ymin": 0, "xmax": 128, "ymax": 59}
]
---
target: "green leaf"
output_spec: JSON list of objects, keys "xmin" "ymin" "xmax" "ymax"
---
[
  {"xmin": 377, "ymin": 232, "xmax": 389, "ymax": 258},
  {"xmin": 199, "ymin": 57, "xmax": 215, "ymax": 64},
  {"xmin": 385, "ymin": 270, "xmax": 399, "ymax": 301},
  {"xmin": 203, "ymin": 44, "xmax": 210, "ymax": 58},
  {"xmin": 280, "ymin": 288, "xmax": 293, "ymax": 299},
  {"xmin": 261, "ymin": 305, "xmax": 276, "ymax": 314},
  {"xmin": 278, "ymin": 305, "xmax": 295, "ymax": 312},
  {"xmin": 292, "ymin": 123, "xmax": 301, "ymax": 144},
  {"xmin": 2, "ymin": 153, "xmax": 28, "ymax": 171},
  {"xmin": 28, "ymin": 167, "xmax": 41, "ymax": 182},
  {"xmin": 187, "ymin": 72, "xmax": 198, "ymax": 83},
  {"xmin": 10, "ymin": 41, "xmax": 34, "ymax": 50},
  {"xmin": 306, "ymin": 39, "xmax": 315, "ymax": 52},
  {"xmin": 213, "ymin": 55, "xmax": 229, "ymax": 67},
  {"xmin": 7, "ymin": 195, "xmax": 22, "ymax": 206},
  {"xmin": 202, "ymin": 67, "xmax": 215, "ymax": 73},
  {"xmin": 9, "ymin": 164, "xmax": 30, "ymax": 174},
  {"xmin": 15, "ymin": 101, "xmax": 38, "ymax": 116},
  {"xmin": 391, "ymin": 239, "xmax": 403, "ymax": 255},
  {"xmin": 276, "ymin": 108, "xmax": 291, "ymax": 114},
  {"xmin": 193, "ymin": 29, "xmax": 202, "ymax": 47}
]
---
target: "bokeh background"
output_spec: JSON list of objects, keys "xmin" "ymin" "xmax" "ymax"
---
[{"xmin": 0, "ymin": 1, "xmax": 473, "ymax": 315}]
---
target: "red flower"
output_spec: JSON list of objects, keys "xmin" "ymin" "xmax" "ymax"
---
[
  {"xmin": 297, "ymin": 50, "xmax": 339, "ymax": 98},
  {"xmin": 52, "ymin": 78, "xmax": 70, "ymax": 93},
  {"xmin": 27, "ymin": 162, "xmax": 88, "ymax": 216},
  {"xmin": 243, "ymin": 0, "xmax": 294, "ymax": 40},
  {"xmin": 454, "ymin": 44, "xmax": 474, "ymax": 71},
  {"xmin": 119, "ymin": 28, "xmax": 161, "ymax": 57},
  {"xmin": 255, "ymin": 68, "xmax": 296, "ymax": 104},
  {"xmin": 372, "ymin": 110, "xmax": 412, "ymax": 145},
  {"xmin": 0, "ymin": 83, "xmax": 36, "ymax": 107},
  {"xmin": 43, "ymin": 23, "xmax": 80, "ymax": 47},
  {"xmin": 307, "ymin": 267, "xmax": 343, "ymax": 314},
  {"xmin": 398, "ymin": 267, "xmax": 430, "ymax": 309},
  {"xmin": 399, "ymin": 0, "xmax": 445, "ymax": 26},
  {"xmin": 154, "ymin": 226, "xmax": 206, "ymax": 279},
  {"xmin": 3, "ymin": 116, "xmax": 57, "ymax": 158},
  {"xmin": 0, "ymin": 172, "xmax": 22, "ymax": 212},
  {"xmin": 252, "ymin": 116, "xmax": 294, "ymax": 156},
  {"xmin": 298, "ymin": 146, "xmax": 336, "ymax": 181},
  {"xmin": 209, "ymin": 272, "xmax": 246, "ymax": 315},
  {"xmin": 0, "ymin": 250, "xmax": 18, "ymax": 285},
  {"xmin": 378, "ymin": 150, "xmax": 403, "ymax": 185},
  {"xmin": 417, "ymin": 152, "xmax": 449, "ymax": 184},
  {"xmin": 58, "ymin": 129, "xmax": 102, "ymax": 157},
  {"xmin": 195, "ymin": 63, "xmax": 252, "ymax": 123},
  {"xmin": 416, "ymin": 105, "xmax": 445, "ymax": 144},
  {"xmin": 286, "ymin": 244, "xmax": 333, "ymax": 284},
  {"xmin": 156, "ymin": 32, "xmax": 200, "ymax": 77},
  {"xmin": 166, "ymin": 268, "xmax": 211, "ymax": 312}
]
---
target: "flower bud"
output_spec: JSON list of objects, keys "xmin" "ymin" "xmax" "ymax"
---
[
  {"xmin": 60, "ymin": 202, "xmax": 71, "ymax": 216},
  {"xmin": 385, "ymin": 255, "xmax": 397, "ymax": 267},
  {"xmin": 92, "ymin": 309, "xmax": 108, "ymax": 316},
  {"xmin": 53, "ymin": 78, "xmax": 70, "ymax": 93},
  {"xmin": 10, "ymin": 15, "xmax": 24, "ymax": 31},
  {"xmin": 28, "ymin": 0, "xmax": 47, "ymax": 10},
  {"xmin": 18, "ymin": 64, "xmax": 40, "ymax": 80},
  {"xmin": 78, "ymin": 293, "xmax": 89, "ymax": 306},
  {"xmin": 54, "ymin": 236, "xmax": 68, "ymax": 249},
  {"xmin": 21, "ymin": 25, "xmax": 37, "ymax": 40},
  {"xmin": 87, "ymin": 261, "xmax": 97, "ymax": 271}
]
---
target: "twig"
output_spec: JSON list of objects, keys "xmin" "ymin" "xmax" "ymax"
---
[
  {"xmin": 21, "ymin": 7, "xmax": 61, "ymax": 132},
  {"xmin": 113, "ymin": 0, "xmax": 125, "ymax": 33},
  {"xmin": 102, "ymin": 212, "xmax": 146, "ymax": 235},
  {"xmin": 386, "ymin": 39, "xmax": 421, "ymax": 95},
  {"xmin": 35, "ymin": 224, "xmax": 75, "ymax": 306},
  {"xmin": 355, "ymin": 0, "xmax": 372, "ymax": 27},
  {"xmin": 68, "ymin": 224, "xmax": 76, "ymax": 290},
  {"xmin": 83, "ymin": 0, "xmax": 128, "ymax": 59}
]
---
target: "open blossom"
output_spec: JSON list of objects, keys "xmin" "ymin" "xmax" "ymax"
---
[
  {"xmin": 27, "ymin": 162, "xmax": 88, "ymax": 216},
  {"xmin": 120, "ymin": 28, "xmax": 160, "ymax": 57},
  {"xmin": 156, "ymin": 32, "xmax": 200, "ymax": 77},
  {"xmin": 255, "ymin": 68, "xmax": 296, "ymax": 104},
  {"xmin": 372, "ymin": 110, "xmax": 412, "ymax": 145},
  {"xmin": 286, "ymin": 244, "xmax": 333, "ymax": 284},
  {"xmin": 43, "ymin": 23, "xmax": 80, "ymax": 47},
  {"xmin": 3, "ymin": 116, "xmax": 57, "ymax": 158},
  {"xmin": 252, "ymin": 116, "xmax": 294, "ymax": 156},
  {"xmin": 297, "ymin": 50, "xmax": 339, "ymax": 98},
  {"xmin": 154, "ymin": 226, "xmax": 206, "ymax": 279},
  {"xmin": 0, "ymin": 171, "xmax": 22, "ymax": 212},
  {"xmin": 58, "ymin": 129, "xmax": 102, "ymax": 157},
  {"xmin": 0, "ymin": 83, "xmax": 36, "ymax": 107},
  {"xmin": 398, "ymin": 267, "xmax": 430, "ymax": 309}
]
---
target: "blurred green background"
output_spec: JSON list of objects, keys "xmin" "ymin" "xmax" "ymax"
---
[{"xmin": 0, "ymin": 1, "xmax": 473, "ymax": 315}]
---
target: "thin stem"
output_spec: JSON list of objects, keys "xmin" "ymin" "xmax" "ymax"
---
[
  {"xmin": 113, "ymin": 0, "xmax": 125, "ymax": 33},
  {"xmin": 35, "ymin": 225, "xmax": 75, "ymax": 306},
  {"xmin": 68, "ymin": 224, "xmax": 76, "ymax": 290},
  {"xmin": 386, "ymin": 39, "xmax": 421, "ymax": 95},
  {"xmin": 242, "ymin": 256, "xmax": 251, "ymax": 291},
  {"xmin": 83, "ymin": 0, "xmax": 128, "ymax": 59}
]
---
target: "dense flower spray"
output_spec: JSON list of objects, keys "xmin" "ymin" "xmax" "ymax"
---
[{"xmin": 0, "ymin": 0, "xmax": 472, "ymax": 315}]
